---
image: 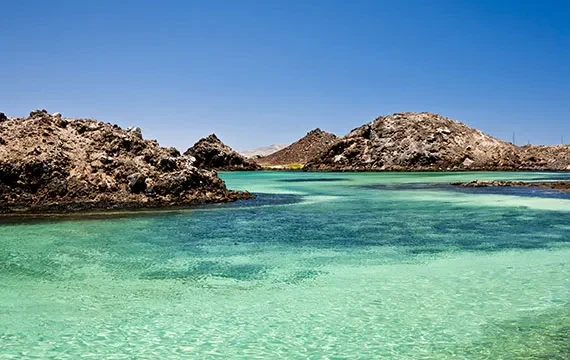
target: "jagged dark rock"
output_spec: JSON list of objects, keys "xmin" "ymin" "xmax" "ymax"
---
[
  {"xmin": 0, "ymin": 113, "xmax": 8, "ymax": 123},
  {"xmin": 127, "ymin": 126, "xmax": 143, "ymax": 139},
  {"xmin": 0, "ymin": 111, "xmax": 253, "ymax": 214},
  {"xmin": 127, "ymin": 172, "xmax": 146, "ymax": 193},
  {"xmin": 184, "ymin": 134, "xmax": 260, "ymax": 171},
  {"xmin": 256, "ymin": 128, "xmax": 338, "ymax": 167}
]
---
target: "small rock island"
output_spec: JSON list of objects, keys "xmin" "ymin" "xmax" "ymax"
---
[{"xmin": 0, "ymin": 110, "xmax": 252, "ymax": 214}]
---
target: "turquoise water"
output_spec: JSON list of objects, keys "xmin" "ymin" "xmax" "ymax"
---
[{"xmin": 1, "ymin": 172, "xmax": 570, "ymax": 359}]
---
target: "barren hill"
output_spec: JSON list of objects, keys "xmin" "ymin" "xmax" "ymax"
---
[
  {"xmin": 256, "ymin": 129, "xmax": 338, "ymax": 167},
  {"xmin": 304, "ymin": 112, "xmax": 523, "ymax": 171}
]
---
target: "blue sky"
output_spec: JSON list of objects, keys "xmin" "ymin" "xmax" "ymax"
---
[{"xmin": 1, "ymin": 0, "xmax": 569, "ymax": 150}]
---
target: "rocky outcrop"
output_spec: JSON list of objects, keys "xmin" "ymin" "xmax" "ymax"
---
[
  {"xmin": 0, "ymin": 110, "xmax": 253, "ymax": 214},
  {"xmin": 183, "ymin": 134, "xmax": 260, "ymax": 171},
  {"xmin": 256, "ymin": 129, "xmax": 338, "ymax": 167},
  {"xmin": 452, "ymin": 180, "xmax": 570, "ymax": 192},
  {"xmin": 519, "ymin": 145, "xmax": 570, "ymax": 171},
  {"xmin": 305, "ymin": 112, "xmax": 524, "ymax": 171}
]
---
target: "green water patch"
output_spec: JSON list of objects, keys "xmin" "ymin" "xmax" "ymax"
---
[
  {"xmin": 140, "ymin": 261, "xmax": 268, "ymax": 281},
  {"xmin": 276, "ymin": 177, "xmax": 352, "ymax": 182},
  {"xmin": 280, "ymin": 269, "xmax": 326, "ymax": 285},
  {"xmin": 0, "ymin": 193, "xmax": 306, "ymax": 226},
  {"xmin": 1, "ymin": 172, "xmax": 570, "ymax": 358},
  {"xmin": 461, "ymin": 306, "xmax": 570, "ymax": 359}
]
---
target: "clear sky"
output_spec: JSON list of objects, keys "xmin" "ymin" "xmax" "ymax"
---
[{"xmin": 1, "ymin": 0, "xmax": 569, "ymax": 150}]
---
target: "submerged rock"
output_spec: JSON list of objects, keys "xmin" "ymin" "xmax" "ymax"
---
[{"xmin": 452, "ymin": 180, "xmax": 570, "ymax": 192}]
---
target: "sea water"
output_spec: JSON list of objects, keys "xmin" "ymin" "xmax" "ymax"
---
[{"xmin": 1, "ymin": 172, "xmax": 569, "ymax": 359}]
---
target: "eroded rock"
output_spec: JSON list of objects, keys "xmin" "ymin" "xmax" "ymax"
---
[
  {"xmin": 305, "ymin": 112, "xmax": 522, "ymax": 171},
  {"xmin": 184, "ymin": 134, "xmax": 260, "ymax": 171},
  {"xmin": 0, "ymin": 111, "xmax": 253, "ymax": 214}
]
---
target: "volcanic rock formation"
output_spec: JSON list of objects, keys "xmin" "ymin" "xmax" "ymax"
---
[
  {"xmin": 184, "ymin": 134, "xmax": 260, "ymax": 171},
  {"xmin": 304, "ymin": 112, "xmax": 526, "ymax": 171},
  {"xmin": 256, "ymin": 129, "xmax": 338, "ymax": 167},
  {"xmin": 0, "ymin": 110, "xmax": 252, "ymax": 214}
]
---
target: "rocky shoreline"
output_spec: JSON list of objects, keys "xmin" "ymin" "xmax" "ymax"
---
[
  {"xmin": 451, "ymin": 180, "xmax": 570, "ymax": 192},
  {"xmin": 0, "ymin": 110, "xmax": 253, "ymax": 215}
]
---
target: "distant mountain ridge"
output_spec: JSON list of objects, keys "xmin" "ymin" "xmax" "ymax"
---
[
  {"xmin": 256, "ymin": 129, "xmax": 338, "ymax": 167},
  {"xmin": 240, "ymin": 144, "xmax": 288, "ymax": 158}
]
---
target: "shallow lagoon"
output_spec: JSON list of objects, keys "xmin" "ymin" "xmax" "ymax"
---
[{"xmin": 1, "ymin": 172, "xmax": 569, "ymax": 359}]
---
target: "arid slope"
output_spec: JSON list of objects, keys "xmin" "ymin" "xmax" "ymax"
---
[
  {"xmin": 305, "ymin": 112, "xmax": 525, "ymax": 171},
  {"xmin": 256, "ymin": 129, "xmax": 338, "ymax": 167}
]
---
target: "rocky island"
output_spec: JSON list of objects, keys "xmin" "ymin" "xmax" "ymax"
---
[
  {"xmin": 0, "ymin": 110, "xmax": 252, "ymax": 214},
  {"xmin": 304, "ymin": 112, "xmax": 523, "ymax": 171},
  {"xmin": 304, "ymin": 112, "xmax": 570, "ymax": 172}
]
